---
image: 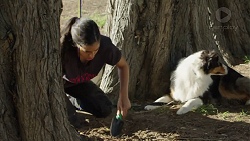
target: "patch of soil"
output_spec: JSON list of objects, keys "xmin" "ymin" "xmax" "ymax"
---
[
  {"xmin": 61, "ymin": 1, "xmax": 250, "ymax": 140},
  {"xmin": 77, "ymin": 103, "xmax": 250, "ymax": 141}
]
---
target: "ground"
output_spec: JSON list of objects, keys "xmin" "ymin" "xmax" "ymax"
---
[{"xmin": 61, "ymin": 1, "xmax": 250, "ymax": 140}]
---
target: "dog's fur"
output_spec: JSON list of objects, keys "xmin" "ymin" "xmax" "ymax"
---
[{"xmin": 145, "ymin": 50, "xmax": 250, "ymax": 114}]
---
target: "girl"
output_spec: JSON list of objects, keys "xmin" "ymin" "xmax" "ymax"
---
[{"xmin": 60, "ymin": 17, "xmax": 131, "ymax": 127}]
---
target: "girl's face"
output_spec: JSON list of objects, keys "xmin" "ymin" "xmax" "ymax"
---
[{"xmin": 77, "ymin": 41, "xmax": 100, "ymax": 61}]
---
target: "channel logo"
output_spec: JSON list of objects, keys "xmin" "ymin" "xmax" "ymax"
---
[{"xmin": 215, "ymin": 7, "xmax": 231, "ymax": 23}]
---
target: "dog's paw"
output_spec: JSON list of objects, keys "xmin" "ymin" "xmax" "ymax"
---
[
  {"xmin": 144, "ymin": 105, "xmax": 160, "ymax": 110},
  {"xmin": 176, "ymin": 107, "xmax": 191, "ymax": 115},
  {"xmin": 177, "ymin": 98, "xmax": 203, "ymax": 115},
  {"xmin": 245, "ymin": 99, "xmax": 250, "ymax": 105}
]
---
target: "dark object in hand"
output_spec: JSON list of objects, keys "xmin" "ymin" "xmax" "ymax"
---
[{"xmin": 110, "ymin": 114, "xmax": 124, "ymax": 137}]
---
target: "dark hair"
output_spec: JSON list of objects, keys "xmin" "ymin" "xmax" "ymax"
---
[
  {"xmin": 60, "ymin": 17, "xmax": 101, "ymax": 71},
  {"xmin": 71, "ymin": 18, "xmax": 101, "ymax": 46}
]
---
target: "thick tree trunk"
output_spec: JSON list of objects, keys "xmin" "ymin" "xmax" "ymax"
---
[
  {"xmin": 101, "ymin": 0, "xmax": 250, "ymax": 102},
  {"xmin": 0, "ymin": 1, "xmax": 81, "ymax": 141}
]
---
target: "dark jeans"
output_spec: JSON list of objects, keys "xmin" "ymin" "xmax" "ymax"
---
[{"xmin": 64, "ymin": 81, "xmax": 113, "ymax": 119}]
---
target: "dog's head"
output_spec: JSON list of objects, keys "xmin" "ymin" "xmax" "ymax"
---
[{"xmin": 200, "ymin": 50, "xmax": 228, "ymax": 75}]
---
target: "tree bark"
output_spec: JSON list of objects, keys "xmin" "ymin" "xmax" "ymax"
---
[
  {"xmin": 0, "ymin": 1, "xmax": 81, "ymax": 141},
  {"xmin": 101, "ymin": 0, "xmax": 250, "ymax": 101}
]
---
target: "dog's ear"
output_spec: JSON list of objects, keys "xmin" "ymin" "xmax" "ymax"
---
[
  {"xmin": 205, "ymin": 50, "xmax": 219, "ymax": 69},
  {"xmin": 200, "ymin": 50, "xmax": 209, "ymax": 61},
  {"xmin": 201, "ymin": 50, "xmax": 209, "ymax": 56},
  {"xmin": 208, "ymin": 50, "xmax": 219, "ymax": 61}
]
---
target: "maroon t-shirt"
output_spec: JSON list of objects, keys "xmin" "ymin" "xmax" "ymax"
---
[{"xmin": 62, "ymin": 35, "xmax": 121, "ymax": 88}]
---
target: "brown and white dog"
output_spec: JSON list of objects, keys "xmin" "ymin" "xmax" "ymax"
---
[{"xmin": 145, "ymin": 50, "xmax": 250, "ymax": 114}]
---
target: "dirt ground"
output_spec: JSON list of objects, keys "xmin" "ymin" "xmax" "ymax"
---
[{"xmin": 61, "ymin": 0, "xmax": 250, "ymax": 140}]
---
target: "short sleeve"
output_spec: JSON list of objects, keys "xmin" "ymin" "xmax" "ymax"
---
[{"xmin": 101, "ymin": 36, "xmax": 122, "ymax": 66}]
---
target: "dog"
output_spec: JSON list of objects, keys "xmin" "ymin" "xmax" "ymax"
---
[{"xmin": 145, "ymin": 50, "xmax": 250, "ymax": 114}]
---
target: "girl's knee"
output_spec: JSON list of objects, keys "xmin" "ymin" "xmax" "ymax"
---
[{"xmin": 96, "ymin": 104, "xmax": 112, "ymax": 118}]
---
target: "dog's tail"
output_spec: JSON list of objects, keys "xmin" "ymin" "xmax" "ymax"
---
[{"xmin": 144, "ymin": 95, "xmax": 173, "ymax": 110}]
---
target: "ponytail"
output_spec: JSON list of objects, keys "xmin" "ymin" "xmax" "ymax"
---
[
  {"xmin": 61, "ymin": 17, "xmax": 79, "ymax": 72},
  {"xmin": 60, "ymin": 17, "xmax": 78, "ymax": 39}
]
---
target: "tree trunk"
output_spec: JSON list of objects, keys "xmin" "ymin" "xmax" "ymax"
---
[
  {"xmin": 0, "ymin": 1, "xmax": 81, "ymax": 141},
  {"xmin": 101, "ymin": 0, "xmax": 250, "ymax": 102}
]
